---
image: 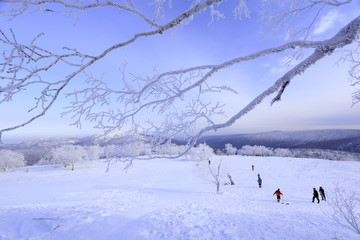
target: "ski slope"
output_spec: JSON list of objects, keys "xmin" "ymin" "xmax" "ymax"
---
[{"xmin": 0, "ymin": 156, "xmax": 359, "ymax": 240}]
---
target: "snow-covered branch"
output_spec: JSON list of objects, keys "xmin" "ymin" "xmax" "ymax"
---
[
  {"xmin": 1, "ymin": 0, "xmax": 161, "ymax": 27},
  {"xmin": 0, "ymin": 1, "xmax": 359, "ymax": 162},
  {"xmin": 63, "ymin": 14, "xmax": 360, "ymax": 156},
  {"xmin": 0, "ymin": 0, "xmax": 224, "ymax": 143},
  {"xmin": 260, "ymin": 0, "xmax": 353, "ymax": 40}
]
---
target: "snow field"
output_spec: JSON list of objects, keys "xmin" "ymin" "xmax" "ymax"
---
[{"xmin": 0, "ymin": 156, "xmax": 359, "ymax": 239}]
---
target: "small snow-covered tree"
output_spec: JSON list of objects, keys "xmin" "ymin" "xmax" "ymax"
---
[
  {"xmin": 274, "ymin": 148, "xmax": 293, "ymax": 158},
  {"xmin": 0, "ymin": 150, "xmax": 25, "ymax": 171},
  {"xmin": 84, "ymin": 145, "xmax": 104, "ymax": 161},
  {"xmin": 188, "ymin": 143, "xmax": 214, "ymax": 161},
  {"xmin": 327, "ymin": 186, "xmax": 360, "ymax": 235},
  {"xmin": 208, "ymin": 159, "xmax": 224, "ymax": 194},
  {"xmin": 105, "ymin": 145, "xmax": 134, "ymax": 172},
  {"xmin": 123, "ymin": 141, "xmax": 152, "ymax": 157},
  {"xmin": 51, "ymin": 145, "xmax": 87, "ymax": 170},
  {"xmin": 224, "ymin": 143, "xmax": 238, "ymax": 155},
  {"xmin": 194, "ymin": 158, "xmax": 226, "ymax": 194},
  {"xmin": 238, "ymin": 145, "xmax": 274, "ymax": 156}
]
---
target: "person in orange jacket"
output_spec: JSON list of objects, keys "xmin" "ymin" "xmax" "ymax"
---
[{"xmin": 273, "ymin": 188, "xmax": 283, "ymax": 202}]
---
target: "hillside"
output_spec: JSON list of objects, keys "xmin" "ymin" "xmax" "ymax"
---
[{"xmin": 0, "ymin": 156, "xmax": 359, "ymax": 239}]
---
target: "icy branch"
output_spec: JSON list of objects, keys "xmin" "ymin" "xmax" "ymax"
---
[
  {"xmin": 63, "ymin": 14, "xmax": 360, "ymax": 154},
  {"xmin": 0, "ymin": 0, "xmax": 224, "ymax": 142},
  {"xmin": 260, "ymin": 0, "xmax": 353, "ymax": 40}
]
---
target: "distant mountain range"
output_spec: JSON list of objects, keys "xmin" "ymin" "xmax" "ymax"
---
[
  {"xmin": 0, "ymin": 132, "xmax": 148, "ymax": 165},
  {"xmin": 1, "ymin": 129, "xmax": 360, "ymax": 165},
  {"xmin": 198, "ymin": 129, "xmax": 360, "ymax": 153},
  {"xmin": 1, "ymin": 131, "xmax": 147, "ymax": 150}
]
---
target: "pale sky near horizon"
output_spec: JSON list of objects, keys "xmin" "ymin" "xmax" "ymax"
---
[{"xmin": 1, "ymin": 0, "xmax": 360, "ymax": 144}]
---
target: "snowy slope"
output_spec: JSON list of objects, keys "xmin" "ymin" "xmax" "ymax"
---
[{"xmin": 0, "ymin": 156, "xmax": 359, "ymax": 240}]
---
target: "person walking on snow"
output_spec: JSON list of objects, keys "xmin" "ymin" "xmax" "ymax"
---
[
  {"xmin": 257, "ymin": 177, "xmax": 262, "ymax": 188},
  {"xmin": 273, "ymin": 188, "xmax": 283, "ymax": 202},
  {"xmin": 319, "ymin": 187, "xmax": 326, "ymax": 201},
  {"xmin": 312, "ymin": 188, "xmax": 320, "ymax": 203},
  {"xmin": 257, "ymin": 174, "xmax": 262, "ymax": 188}
]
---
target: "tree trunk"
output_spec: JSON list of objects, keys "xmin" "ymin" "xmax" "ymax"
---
[{"xmin": 227, "ymin": 173, "xmax": 235, "ymax": 185}]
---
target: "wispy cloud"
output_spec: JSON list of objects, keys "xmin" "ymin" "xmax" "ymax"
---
[{"xmin": 313, "ymin": 10, "xmax": 343, "ymax": 35}]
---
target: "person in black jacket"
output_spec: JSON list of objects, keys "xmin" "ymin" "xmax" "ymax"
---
[
  {"xmin": 312, "ymin": 188, "xmax": 320, "ymax": 203},
  {"xmin": 319, "ymin": 186, "xmax": 326, "ymax": 201}
]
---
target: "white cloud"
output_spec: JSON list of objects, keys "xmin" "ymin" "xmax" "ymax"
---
[{"xmin": 313, "ymin": 10, "xmax": 342, "ymax": 35}]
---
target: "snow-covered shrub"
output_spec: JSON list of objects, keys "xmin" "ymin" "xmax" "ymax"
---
[
  {"xmin": 103, "ymin": 145, "xmax": 116, "ymax": 158},
  {"xmin": 215, "ymin": 148, "xmax": 224, "ymax": 155},
  {"xmin": 123, "ymin": 141, "xmax": 152, "ymax": 157},
  {"xmin": 238, "ymin": 145, "xmax": 274, "ymax": 156},
  {"xmin": 188, "ymin": 143, "xmax": 214, "ymax": 161},
  {"xmin": 327, "ymin": 186, "xmax": 360, "ymax": 235},
  {"xmin": 0, "ymin": 150, "xmax": 25, "ymax": 171},
  {"xmin": 166, "ymin": 143, "xmax": 189, "ymax": 156},
  {"xmin": 274, "ymin": 148, "xmax": 293, "ymax": 157},
  {"xmin": 224, "ymin": 143, "xmax": 238, "ymax": 155},
  {"xmin": 105, "ymin": 145, "xmax": 136, "ymax": 172},
  {"xmin": 50, "ymin": 145, "xmax": 87, "ymax": 170},
  {"xmin": 84, "ymin": 145, "xmax": 104, "ymax": 161},
  {"xmin": 150, "ymin": 143, "xmax": 188, "ymax": 157}
]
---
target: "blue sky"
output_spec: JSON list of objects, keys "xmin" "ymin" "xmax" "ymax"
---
[{"xmin": 1, "ymin": 1, "xmax": 360, "ymax": 143}]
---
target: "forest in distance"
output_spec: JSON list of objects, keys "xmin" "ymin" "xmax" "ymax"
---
[{"xmin": 1, "ymin": 129, "xmax": 359, "ymax": 167}]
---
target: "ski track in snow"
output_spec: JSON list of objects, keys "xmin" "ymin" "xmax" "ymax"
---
[{"xmin": 0, "ymin": 156, "xmax": 359, "ymax": 240}]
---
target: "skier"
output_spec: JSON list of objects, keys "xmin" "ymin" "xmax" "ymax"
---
[
  {"xmin": 208, "ymin": 159, "xmax": 211, "ymax": 165},
  {"xmin": 319, "ymin": 186, "xmax": 326, "ymax": 201},
  {"xmin": 312, "ymin": 188, "xmax": 320, "ymax": 203},
  {"xmin": 257, "ymin": 177, "xmax": 262, "ymax": 188},
  {"xmin": 252, "ymin": 165, "xmax": 254, "ymax": 171},
  {"xmin": 273, "ymin": 188, "xmax": 283, "ymax": 202}
]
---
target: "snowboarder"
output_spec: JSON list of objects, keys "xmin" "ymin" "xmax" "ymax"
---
[
  {"xmin": 319, "ymin": 186, "xmax": 326, "ymax": 201},
  {"xmin": 273, "ymin": 188, "xmax": 283, "ymax": 202},
  {"xmin": 312, "ymin": 188, "xmax": 320, "ymax": 203},
  {"xmin": 257, "ymin": 177, "xmax": 262, "ymax": 188},
  {"xmin": 252, "ymin": 165, "xmax": 254, "ymax": 171}
]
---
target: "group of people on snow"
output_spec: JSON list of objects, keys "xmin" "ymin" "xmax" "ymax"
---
[
  {"xmin": 312, "ymin": 187, "xmax": 326, "ymax": 203},
  {"xmin": 253, "ymin": 165, "xmax": 326, "ymax": 203}
]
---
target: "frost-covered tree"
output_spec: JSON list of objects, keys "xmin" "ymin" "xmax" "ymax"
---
[
  {"xmin": 238, "ymin": 145, "xmax": 274, "ymax": 156},
  {"xmin": 224, "ymin": 143, "xmax": 238, "ymax": 155},
  {"xmin": 84, "ymin": 145, "xmax": 104, "ymax": 161},
  {"xmin": 50, "ymin": 145, "xmax": 87, "ymax": 170},
  {"xmin": 194, "ymin": 158, "xmax": 225, "ymax": 194},
  {"xmin": 1, "ymin": 1, "xmax": 360, "ymax": 160},
  {"xmin": 188, "ymin": 143, "xmax": 215, "ymax": 161},
  {"xmin": 327, "ymin": 186, "xmax": 360, "ymax": 235},
  {"xmin": 0, "ymin": 149, "xmax": 25, "ymax": 171},
  {"xmin": 274, "ymin": 148, "xmax": 293, "ymax": 158}
]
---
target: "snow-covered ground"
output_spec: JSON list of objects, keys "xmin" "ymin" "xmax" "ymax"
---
[{"xmin": 0, "ymin": 156, "xmax": 359, "ymax": 240}]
